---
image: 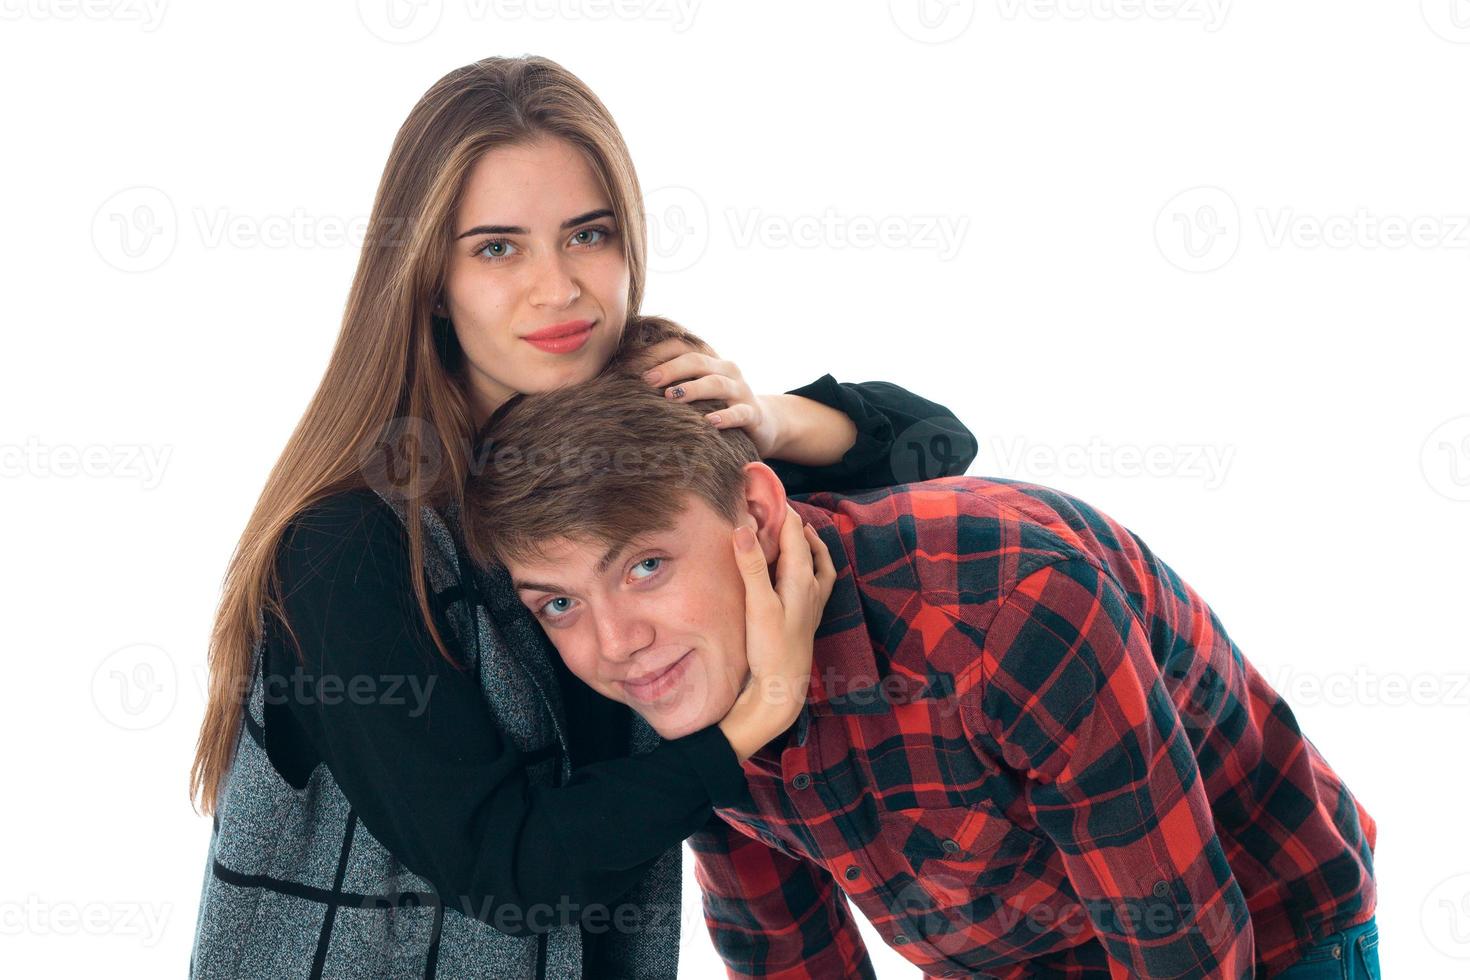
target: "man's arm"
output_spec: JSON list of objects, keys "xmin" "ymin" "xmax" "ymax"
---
[
  {"xmin": 688, "ymin": 810, "xmax": 875, "ymax": 979},
  {"xmin": 959, "ymin": 556, "xmax": 1255, "ymax": 979}
]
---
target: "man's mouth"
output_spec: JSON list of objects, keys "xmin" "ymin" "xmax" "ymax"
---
[{"xmin": 620, "ymin": 649, "xmax": 694, "ymax": 705}]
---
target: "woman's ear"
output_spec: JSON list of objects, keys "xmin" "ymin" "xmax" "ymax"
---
[{"xmin": 739, "ymin": 462, "xmax": 789, "ymax": 564}]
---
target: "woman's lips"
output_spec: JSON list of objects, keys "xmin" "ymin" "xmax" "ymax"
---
[
  {"xmin": 523, "ymin": 319, "xmax": 594, "ymax": 354},
  {"xmin": 621, "ymin": 649, "xmax": 694, "ymax": 705}
]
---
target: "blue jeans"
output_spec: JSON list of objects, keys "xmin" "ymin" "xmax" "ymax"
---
[{"xmin": 1274, "ymin": 915, "xmax": 1380, "ymax": 979}]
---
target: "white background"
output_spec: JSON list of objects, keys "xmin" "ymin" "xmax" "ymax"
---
[{"xmin": 2, "ymin": 1, "xmax": 1467, "ymax": 976}]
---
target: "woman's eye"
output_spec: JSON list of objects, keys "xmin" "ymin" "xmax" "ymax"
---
[
  {"xmin": 569, "ymin": 226, "xmax": 611, "ymax": 248},
  {"xmin": 476, "ymin": 238, "xmax": 516, "ymax": 262},
  {"xmin": 631, "ymin": 557, "xmax": 663, "ymax": 581}
]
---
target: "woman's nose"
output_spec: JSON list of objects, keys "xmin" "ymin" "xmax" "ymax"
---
[{"xmin": 528, "ymin": 251, "xmax": 580, "ymax": 309}]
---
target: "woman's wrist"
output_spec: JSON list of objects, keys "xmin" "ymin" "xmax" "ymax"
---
[
  {"xmin": 717, "ymin": 675, "xmax": 805, "ymax": 762},
  {"xmin": 758, "ymin": 393, "xmax": 858, "ymax": 468}
]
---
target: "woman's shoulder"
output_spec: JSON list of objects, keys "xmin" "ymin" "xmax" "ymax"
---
[{"xmin": 276, "ymin": 488, "xmax": 413, "ymax": 591}]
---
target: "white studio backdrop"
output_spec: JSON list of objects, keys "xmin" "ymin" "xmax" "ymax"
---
[{"xmin": 2, "ymin": 2, "xmax": 1466, "ymax": 976}]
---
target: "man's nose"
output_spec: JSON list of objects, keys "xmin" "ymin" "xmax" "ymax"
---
[
  {"xmin": 527, "ymin": 249, "xmax": 580, "ymax": 309},
  {"xmin": 595, "ymin": 607, "xmax": 656, "ymax": 665}
]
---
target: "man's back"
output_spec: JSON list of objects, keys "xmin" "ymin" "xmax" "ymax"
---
[{"xmin": 693, "ymin": 475, "xmax": 1377, "ymax": 979}]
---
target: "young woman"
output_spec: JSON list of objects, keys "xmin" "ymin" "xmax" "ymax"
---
[{"xmin": 188, "ymin": 56, "xmax": 976, "ymax": 979}]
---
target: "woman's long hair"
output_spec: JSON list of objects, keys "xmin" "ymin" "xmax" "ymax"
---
[{"xmin": 190, "ymin": 56, "xmax": 648, "ymax": 815}]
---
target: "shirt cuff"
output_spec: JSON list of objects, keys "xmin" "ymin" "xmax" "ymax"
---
[
  {"xmin": 668, "ymin": 724, "xmax": 749, "ymax": 810},
  {"xmin": 782, "ymin": 373, "xmax": 894, "ymax": 479}
]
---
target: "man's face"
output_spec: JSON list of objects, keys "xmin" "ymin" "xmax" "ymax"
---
[{"xmin": 507, "ymin": 492, "xmax": 755, "ymax": 739}]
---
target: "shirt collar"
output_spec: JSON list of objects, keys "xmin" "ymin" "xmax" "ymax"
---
[{"xmin": 787, "ymin": 499, "xmax": 928, "ymax": 719}]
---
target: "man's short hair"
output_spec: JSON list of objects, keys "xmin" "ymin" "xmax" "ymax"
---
[{"xmin": 463, "ymin": 315, "xmax": 760, "ymax": 571}]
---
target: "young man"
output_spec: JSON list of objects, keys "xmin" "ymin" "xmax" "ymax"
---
[{"xmin": 462, "ymin": 321, "xmax": 1378, "ymax": 979}]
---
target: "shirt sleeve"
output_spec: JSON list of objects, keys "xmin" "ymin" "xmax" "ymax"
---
[
  {"xmin": 688, "ymin": 810, "xmax": 875, "ymax": 980},
  {"xmin": 766, "ymin": 375, "xmax": 977, "ymax": 494},
  {"xmin": 261, "ymin": 489, "xmax": 749, "ymax": 937},
  {"xmin": 960, "ymin": 556, "xmax": 1255, "ymax": 979}
]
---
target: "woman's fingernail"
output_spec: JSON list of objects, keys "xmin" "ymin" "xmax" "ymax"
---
[
  {"xmin": 642, "ymin": 370, "xmax": 660, "ymax": 385},
  {"xmin": 707, "ymin": 414, "xmax": 722, "ymax": 425},
  {"xmin": 734, "ymin": 525, "xmax": 756, "ymax": 550},
  {"xmin": 669, "ymin": 386, "xmax": 685, "ymax": 400}
]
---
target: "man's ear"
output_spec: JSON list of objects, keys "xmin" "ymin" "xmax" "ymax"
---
[{"xmin": 739, "ymin": 462, "xmax": 789, "ymax": 564}]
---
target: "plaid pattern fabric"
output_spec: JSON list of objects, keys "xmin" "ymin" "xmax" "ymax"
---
[{"xmin": 691, "ymin": 476, "xmax": 1377, "ymax": 979}]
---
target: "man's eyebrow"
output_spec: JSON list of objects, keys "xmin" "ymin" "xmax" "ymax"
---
[
  {"xmin": 455, "ymin": 208, "xmax": 615, "ymax": 240},
  {"xmin": 512, "ymin": 536, "xmax": 648, "ymax": 595}
]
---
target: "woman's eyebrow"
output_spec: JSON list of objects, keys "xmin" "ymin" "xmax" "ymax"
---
[{"xmin": 456, "ymin": 207, "xmax": 614, "ymax": 239}]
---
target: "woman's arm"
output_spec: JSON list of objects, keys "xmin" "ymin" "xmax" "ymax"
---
[
  {"xmin": 263, "ymin": 490, "xmax": 750, "ymax": 937},
  {"xmin": 764, "ymin": 374, "xmax": 979, "ymax": 494}
]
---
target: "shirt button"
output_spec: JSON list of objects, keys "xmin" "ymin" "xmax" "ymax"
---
[
  {"xmin": 1152, "ymin": 880, "xmax": 1169, "ymax": 897},
  {"xmin": 941, "ymin": 838, "xmax": 961, "ymax": 854},
  {"xmin": 893, "ymin": 934, "xmax": 910, "ymax": 945},
  {"xmin": 1332, "ymin": 946, "xmax": 1342, "ymax": 959},
  {"xmin": 791, "ymin": 773, "xmax": 812, "ymax": 791},
  {"xmin": 844, "ymin": 865, "xmax": 862, "ymax": 881}
]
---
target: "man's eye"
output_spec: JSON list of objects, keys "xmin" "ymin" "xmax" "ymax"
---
[
  {"xmin": 631, "ymin": 557, "xmax": 663, "ymax": 580},
  {"xmin": 539, "ymin": 596, "xmax": 574, "ymax": 619}
]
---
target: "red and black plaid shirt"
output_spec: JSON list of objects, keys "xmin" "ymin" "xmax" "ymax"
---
[{"xmin": 690, "ymin": 476, "xmax": 1377, "ymax": 979}]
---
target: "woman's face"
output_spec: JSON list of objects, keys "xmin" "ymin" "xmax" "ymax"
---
[{"xmin": 443, "ymin": 135, "xmax": 630, "ymax": 426}]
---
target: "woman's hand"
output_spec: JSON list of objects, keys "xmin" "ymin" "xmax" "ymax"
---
[
  {"xmin": 717, "ymin": 504, "xmax": 837, "ymax": 763},
  {"xmin": 638, "ymin": 339, "xmax": 785, "ymax": 459}
]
